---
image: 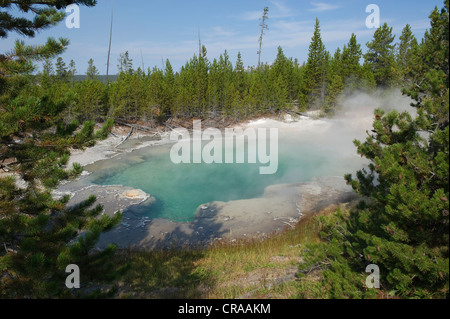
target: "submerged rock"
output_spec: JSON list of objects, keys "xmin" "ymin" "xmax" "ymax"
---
[
  {"xmin": 123, "ymin": 189, "xmax": 148, "ymax": 199},
  {"xmin": 59, "ymin": 184, "xmax": 155, "ymax": 218}
]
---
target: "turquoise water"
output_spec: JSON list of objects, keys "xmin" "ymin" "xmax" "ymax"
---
[{"xmin": 86, "ymin": 135, "xmax": 363, "ymax": 222}]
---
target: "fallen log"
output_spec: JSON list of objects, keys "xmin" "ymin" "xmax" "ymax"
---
[
  {"xmin": 115, "ymin": 120, "xmax": 157, "ymax": 133},
  {"xmin": 286, "ymin": 110, "xmax": 309, "ymax": 117},
  {"xmin": 0, "ymin": 158, "xmax": 18, "ymax": 172},
  {"xmin": 115, "ymin": 126, "xmax": 134, "ymax": 148}
]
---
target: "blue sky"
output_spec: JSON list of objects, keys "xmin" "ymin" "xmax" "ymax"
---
[{"xmin": 1, "ymin": 0, "xmax": 444, "ymax": 74}]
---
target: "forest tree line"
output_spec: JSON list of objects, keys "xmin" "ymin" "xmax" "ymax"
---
[{"xmin": 15, "ymin": 20, "xmax": 418, "ymax": 125}]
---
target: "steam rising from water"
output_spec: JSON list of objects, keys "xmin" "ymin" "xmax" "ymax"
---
[
  {"xmin": 306, "ymin": 89, "xmax": 415, "ymax": 156},
  {"xmin": 85, "ymin": 89, "xmax": 415, "ymax": 221}
]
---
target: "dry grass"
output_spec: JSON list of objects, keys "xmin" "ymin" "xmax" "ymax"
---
[{"xmin": 107, "ymin": 203, "xmax": 349, "ymax": 299}]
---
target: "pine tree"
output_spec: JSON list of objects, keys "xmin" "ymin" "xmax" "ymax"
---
[
  {"xmin": 218, "ymin": 50, "xmax": 234, "ymax": 112},
  {"xmin": 247, "ymin": 70, "xmax": 263, "ymax": 115},
  {"xmin": 234, "ymin": 51, "xmax": 246, "ymax": 95},
  {"xmin": 162, "ymin": 59, "xmax": 175, "ymax": 118},
  {"xmin": 341, "ymin": 33, "xmax": 363, "ymax": 91},
  {"xmin": 359, "ymin": 62, "xmax": 377, "ymax": 92},
  {"xmin": 41, "ymin": 58, "xmax": 55, "ymax": 88},
  {"xmin": 110, "ymin": 70, "xmax": 139, "ymax": 121},
  {"xmin": 225, "ymin": 82, "xmax": 242, "ymax": 121},
  {"xmin": 207, "ymin": 58, "xmax": 220, "ymax": 114},
  {"xmin": 272, "ymin": 73, "xmax": 289, "ymax": 112},
  {"xmin": 43, "ymin": 59, "xmax": 54, "ymax": 76},
  {"xmin": 303, "ymin": 18, "xmax": 328, "ymax": 109},
  {"xmin": 0, "ymin": 1, "xmax": 92, "ymax": 76},
  {"xmin": 397, "ymin": 24, "xmax": 418, "ymax": 81},
  {"xmin": 272, "ymin": 46, "xmax": 295, "ymax": 101},
  {"xmin": 0, "ymin": 0, "xmax": 122, "ymax": 298},
  {"xmin": 364, "ymin": 23, "xmax": 397, "ymax": 87},
  {"xmin": 74, "ymin": 78, "xmax": 107, "ymax": 120},
  {"xmin": 0, "ymin": 1, "xmax": 96, "ymax": 39},
  {"xmin": 68, "ymin": 59, "xmax": 77, "ymax": 85},
  {"xmin": 86, "ymin": 58, "xmax": 99, "ymax": 80},
  {"xmin": 55, "ymin": 57, "xmax": 68, "ymax": 80},
  {"xmin": 299, "ymin": 1, "xmax": 449, "ymax": 298},
  {"xmin": 324, "ymin": 49, "xmax": 344, "ymax": 113},
  {"xmin": 323, "ymin": 74, "xmax": 343, "ymax": 114},
  {"xmin": 117, "ymin": 51, "xmax": 133, "ymax": 75},
  {"xmin": 129, "ymin": 71, "xmax": 145, "ymax": 121},
  {"xmin": 196, "ymin": 45, "xmax": 209, "ymax": 116}
]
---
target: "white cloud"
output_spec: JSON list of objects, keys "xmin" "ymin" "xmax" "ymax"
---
[
  {"xmin": 238, "ymin": 10, "xmax": 265, "ymax": 21},
  {"xmin": 309, "ymin": 2, "xmax": 341, "ymax": 12},
  {"xmin": 204, "ymin": 26, "xmax": 238, "ymax": 39},
  {"xmin": 269, "ymin": 0, "xmax": 291, "ymax": 17},
  {"xmin": 238, "ymin": 0, "xmax": 295, "ymax": 21}
]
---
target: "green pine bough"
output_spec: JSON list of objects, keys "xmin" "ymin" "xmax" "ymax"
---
[
  {"xmin": 298, "ymin": 1, "xmax": 449, "ymax": 299},
  {"xmin": 1, "ymin": 0, "xmax": 124, "ymax": 298}
]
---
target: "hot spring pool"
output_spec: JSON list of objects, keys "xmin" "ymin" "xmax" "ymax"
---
[{"xmin": 83, "ymin": 125, "xmax": 366, "ymax": 222}]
